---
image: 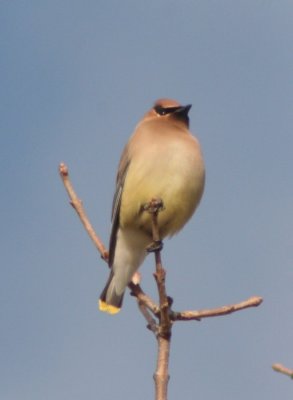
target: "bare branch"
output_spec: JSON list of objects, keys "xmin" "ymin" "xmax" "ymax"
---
[
  {"xmin": 154, "ymin": 336, "xmax": 170, "ymax": 400},
  {"xmin": 272, "ymin": 363, "xmax": 293, "ymax": 379},
  {"xmin": 144, "ymin": 199, "xmax": 172, "ymax": 338},
  {"xmin": 59, "ymin": 162, "xmax": 263, "ymax": 400},
  {"xmin": 129, "ymin": 282, "xmax": 160, "ymax": 316},
  {"xmin": 144, "ymin": 199, "xmax": 172, "ymax": 400},
  {"xmin": 137, "ymin": 301, "xmax": 158, "ymax": 336},
  {"xmin": 172, "ymin": 296, "xmax": 263, "ymax": 321},
  {"xmin": 59, "ymin": 163, "xmax": 109, "ymax": 261}
]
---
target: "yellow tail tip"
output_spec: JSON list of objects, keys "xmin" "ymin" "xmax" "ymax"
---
[{"xmin": 99, "ymin": 299, "xmax": 121, "ymax": 315}]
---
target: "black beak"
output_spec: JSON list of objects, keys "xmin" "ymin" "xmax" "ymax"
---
[{"xmin": 174, "ymin": 104, "xmax": 192, "ymax": 117}]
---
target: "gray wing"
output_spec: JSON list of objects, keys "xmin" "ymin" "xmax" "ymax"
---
[{"xmin": 108, "ymin": 146, "xmax": 130, "ymax": 267}]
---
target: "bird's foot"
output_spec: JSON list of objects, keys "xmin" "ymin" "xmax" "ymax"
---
[
  {"xmin": 142, "ymin": 198, "xmax": 165, "ymax": 214},
  {"xmin": 147, "ymin": 240, "xmax": 164, "ymax": 253}
]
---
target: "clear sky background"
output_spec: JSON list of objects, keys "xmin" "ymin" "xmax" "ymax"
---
[{"xmin": 1, "ymin": 1, "xmax": 292, "ymax": 399}]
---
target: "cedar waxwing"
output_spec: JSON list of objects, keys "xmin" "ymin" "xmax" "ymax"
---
[{"xmin": 99, "ymin": 99, "xmax": 205, "ymax": 314}]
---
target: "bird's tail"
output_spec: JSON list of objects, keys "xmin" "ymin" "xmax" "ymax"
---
[
  {"xmin": 99, "ymin": 228, "xmax": 148, "ymax": 314},
  {"xmin": 99, "ymin": 271, "xmax": 125, "ymax": 314}
]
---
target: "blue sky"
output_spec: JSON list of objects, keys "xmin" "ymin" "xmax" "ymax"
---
[{"xmin": 1, "ymin": 1, "xmax": 293, "ymax": 399}]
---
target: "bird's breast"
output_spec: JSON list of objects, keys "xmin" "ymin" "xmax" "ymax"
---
[{"xmin": 119, "ymin": 134, "xmax": 205, "ymax": 237}]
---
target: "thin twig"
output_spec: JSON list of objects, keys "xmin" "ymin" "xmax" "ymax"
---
[
  {"xmin": 59, "ymin": 163, "xmax": 108, "ymax": 261},
  {"xmin": 272, "ymin": 363, "xmax": 293, "ymax": 379},
  {"xmin": 144, "ymin": 199, "xmax": 172, "ymax": 400},
  {"xmin": 137, "ymin": 301, "xmax": 158, "ymax": 336},
  {"xmin": 172, "ymin": 296, "xmax": 263, "ymax": 321},
  {"xmin": 129, "ymin": 282, "xmax": 160, "ymax": 316},
  {"xmin": 145, "ymin": 199, "xmax": 172, "ymax": 337},
  {"xmin": 154, "ymin": 336, "xmax": 170, "ymax": 400}
]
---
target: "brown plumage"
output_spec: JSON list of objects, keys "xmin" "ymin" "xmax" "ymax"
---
[{"xmin": 99, "ymin": 99, "xmax": 205, "ymax": 314}]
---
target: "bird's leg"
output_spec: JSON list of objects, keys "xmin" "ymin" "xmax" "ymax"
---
[{"xmin": 142, "ymin": 198, "xmax": 164, "ymax": 253}]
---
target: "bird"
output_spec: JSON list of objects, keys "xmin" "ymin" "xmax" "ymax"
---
[{"xmin": 99, "ymin": 98, "xmax": 205, "ymax": 314}]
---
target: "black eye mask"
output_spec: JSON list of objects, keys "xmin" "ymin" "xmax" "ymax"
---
[{"xmin": 154, "ymin": 105, "xmax": 181, "ymax": 116}]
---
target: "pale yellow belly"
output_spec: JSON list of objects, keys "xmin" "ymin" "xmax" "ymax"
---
[{"xmin": 119, "ymin": 149, "xmax": 204, "ymax": 238}]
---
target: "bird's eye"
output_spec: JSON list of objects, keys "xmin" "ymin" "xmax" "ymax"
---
[
  {"xmin": 154, "ymin": 105, "xmax": 168, "ymax": 115},
  {"xmin": 154, "ymin": 105, "xmax": 180, "ymax": 116}
]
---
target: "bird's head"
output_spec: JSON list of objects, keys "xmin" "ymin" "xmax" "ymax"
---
[{"xmin": 144, "ymin": 98, "xmax": 192, "ymax": 127}]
